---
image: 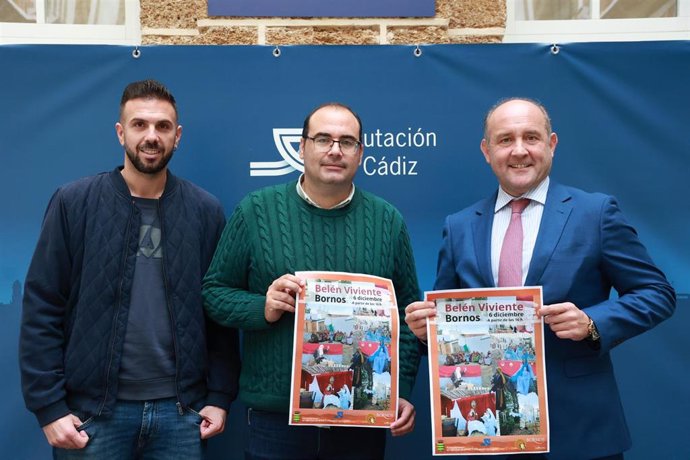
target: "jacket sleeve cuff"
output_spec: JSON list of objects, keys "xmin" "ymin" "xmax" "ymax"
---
[
  {"xmin": 35, "ymin": 399, "xmax": 71, "ymax": 428},
  {"xmin": 205, "ymin": 391, "xmax": 233, "ymax": 411}
]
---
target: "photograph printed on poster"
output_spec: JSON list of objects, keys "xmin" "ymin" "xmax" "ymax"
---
[
  {"xmin": 300, "ymin": 304, "xmax": 392, "ymax": 411},
  {"xmin": 435, "ymin": 324, "xmax": 539, "ymax": 438}
]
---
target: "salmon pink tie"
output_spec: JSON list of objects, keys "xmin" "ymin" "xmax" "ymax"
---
[{"xmin": 498, "ymin": 198, "xmax": 530, "ymax": 287}]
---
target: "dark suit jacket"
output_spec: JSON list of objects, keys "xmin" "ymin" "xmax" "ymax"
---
[{"xmin": 434, "ymin": 181, "xmax": 675, "ymax": 459}]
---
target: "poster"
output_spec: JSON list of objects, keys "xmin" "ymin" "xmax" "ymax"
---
[
  {"xmin": 289, "ymin": 271, "xmax": 399, "ymax": 428},
  {"xmin": 426, "ymin": 287, "xmax": 549, "ymax": 455}
]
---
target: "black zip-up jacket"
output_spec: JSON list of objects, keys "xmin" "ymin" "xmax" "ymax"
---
[{"xmin": 20, "ymin": 167, "xmax": 240, "ymax": 427}]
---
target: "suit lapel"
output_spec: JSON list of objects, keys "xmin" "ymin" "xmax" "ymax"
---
[
  {"xmin": 472, "ymin": 192, "xmax": 498, "ymax": 287},
  {"xmin": 526, "ymin": 182, "xmax": 573, "ymax": 286}
]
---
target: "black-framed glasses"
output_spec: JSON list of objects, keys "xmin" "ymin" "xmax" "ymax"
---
[{"xmin": 305, "ymin": 135, "xmax": 361, "ymax": 154}]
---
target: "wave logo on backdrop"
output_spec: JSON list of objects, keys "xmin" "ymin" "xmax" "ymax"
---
[{"xmin": 250, "ymin": 128, "xmax": 304, "ymax": 176}]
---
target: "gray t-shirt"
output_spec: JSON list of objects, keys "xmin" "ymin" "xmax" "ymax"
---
[{"xmin": 117, "ymin": 197, "xmax": 176, "ymax": 400}]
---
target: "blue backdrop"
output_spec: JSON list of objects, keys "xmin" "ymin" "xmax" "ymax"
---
[{"xmin": 1, "ymin": 43, "xmax": 688, "ymax": 459}]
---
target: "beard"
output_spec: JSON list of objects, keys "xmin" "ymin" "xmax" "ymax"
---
[{"xmin": 125, "ymin": 141, "xmax": 175, "ymax": 175}]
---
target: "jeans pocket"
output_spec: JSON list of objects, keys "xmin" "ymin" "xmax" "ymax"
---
[
  {"xmin": 77, "ymin": 415, "xmax": 96, "ymax": 437},
  {"xmin": 184, "ymin": 405, "xmax": 206, "ymax": 422},
  {"xmin": 75, "ymin": 415, "xmax": 94, "ymax": 432}
]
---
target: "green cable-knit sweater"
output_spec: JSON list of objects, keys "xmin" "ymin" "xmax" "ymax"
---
[{"xmin": 202, "ymin": 181, "xmax": 421, "ymax": 412}]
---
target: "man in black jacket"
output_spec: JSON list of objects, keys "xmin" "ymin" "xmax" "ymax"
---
[{"xmin": 19, "ymin": 80, "xmax": 240, "ymax": 459}]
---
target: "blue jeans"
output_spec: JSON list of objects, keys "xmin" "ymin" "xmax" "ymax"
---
[
  {"xmin": 245, "ymin": 409, "xmax": 385, "ymax": 460},
  {"xmin": 54, "ymin": 398, "xmax": 205, "ymax": 460}
]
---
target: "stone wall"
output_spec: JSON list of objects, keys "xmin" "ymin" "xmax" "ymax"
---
[{"xmin": 141, "ymin": 0, "xmax": 506, "ymax": 45}]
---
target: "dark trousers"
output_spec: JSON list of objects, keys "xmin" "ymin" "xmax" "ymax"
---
[{"xmin": 245, "ymin": 408, "xmax": 386, "ymax": 460}]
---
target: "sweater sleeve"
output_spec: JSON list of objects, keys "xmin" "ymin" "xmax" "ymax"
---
[
  {"xmin": 392, "ymin": 219, "xmax": 422, "ymax": 400},
  {"xmin": 203, "ymin": 205, "xmax": 273, "ymax": 332},
  {"xmin": 19, "ymin": 189, "xmax": 73, "ymax": 427}
]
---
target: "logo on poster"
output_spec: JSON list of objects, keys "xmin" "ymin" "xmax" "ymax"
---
[
  {"xmin": 436, "ymin": 440, "xmax": 445, "ymax": 452},
  {"xmin": 250, "ymin": 127, "xmax": 437, "ymax": 177}
]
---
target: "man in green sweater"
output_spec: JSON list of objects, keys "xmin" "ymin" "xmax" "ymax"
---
[{"xmin": 203, "ymin": 103, "xmax": 421, "ymax": 459}]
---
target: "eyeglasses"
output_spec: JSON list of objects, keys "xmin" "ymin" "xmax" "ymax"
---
[{"xmin": 305, "ymin": 135, "xmax": 361, "ymax": 154}]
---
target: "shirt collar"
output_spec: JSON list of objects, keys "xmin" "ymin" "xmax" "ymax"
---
[
  {"xmin": 494, "ymin": 176, "xmax": 550, "ymax": 213},
  {"xmin": 296, "ymin": 174, "xmax": 356, "ymax": 210}
]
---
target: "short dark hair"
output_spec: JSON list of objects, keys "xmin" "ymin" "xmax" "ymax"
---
[
  {"xmin": 483, "ymin": 97, "xmax": 552, "ymax": 142},
  {"xmin": 120, "ymin": 79, "xmax": 178, "ymax": 120},
  {"xmin": 301, "ymin": 102, "xmax": 363, "ymax": 141}
]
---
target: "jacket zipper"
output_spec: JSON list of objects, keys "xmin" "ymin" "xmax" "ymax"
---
[
  {"xmin": 157, "ymin": 198, "xmax": 184, "ymax": 415},
  {"xmin": 97, "ymin": 199, "xmax": 136, "ymax": 416}
]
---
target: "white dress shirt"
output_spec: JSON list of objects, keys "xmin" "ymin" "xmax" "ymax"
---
[{"xmin": 295, "ymin": 173, "xmax": 355, "ymax": 209}]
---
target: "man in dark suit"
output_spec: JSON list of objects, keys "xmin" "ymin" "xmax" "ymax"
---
[{"xmin": 405, "ymin": 97, "xmax": 675, "ymax": 459}]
